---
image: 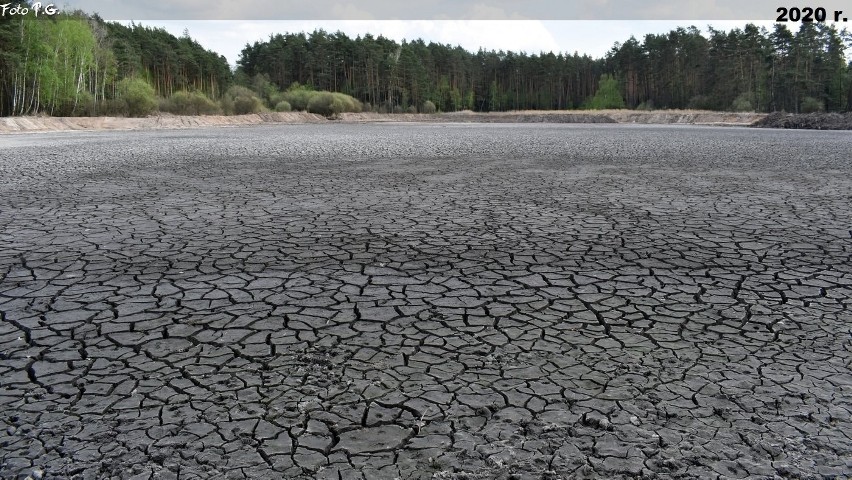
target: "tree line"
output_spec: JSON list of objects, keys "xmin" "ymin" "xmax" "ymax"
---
[
  {"xmin": 0, "ymin": 6, "xmax": 231, "ymax": 116},
  {"xmin": 239, "ymin": 24, "xmax": 851, "ymax": 113},
  {"xmin": 1, "ymin": 2, "xmax": 850, "ymax": 117}
]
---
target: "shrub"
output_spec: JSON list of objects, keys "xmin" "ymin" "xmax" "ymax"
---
[
  {"xmin": 220, "ymin": 85, "xmax": 265, "ymax": 115},
  {"xmin": 800, "ymin": 96, "xmax": 824, "ymax": 113},
  {"xmin": 304, "ymin": 92, "xmax": 362, "ymax": 117},
  {"xmin": 636, "ymin": 99, "xmax": 654, "ymax": 111},
  {"xmin": 100, "ymin": 98, "xmax": 128, "ymax": 116},
  {"xmin": 307, "ymin": 92, "xmax": 345, "ymax": 117},
  {"xmin": 333, "ymin": 92, "xmax": 362, "ymax": 113},
  {"xmin": 250, "ymin": 73, "xmax": 277, "ymax": 104},
  {"xmin": 407, "ymin": 105, "xmax": 418, "ymax": 114},
  {"xmin": 74, "ymin": 92, "xmax": 96, "ymax": 116},
  {"xmin": 583, "ymin": 74, "xmax": 625, "ymax": 110},
  {"xmin": 421, "ymin": 100, "xmax": 437, "ymax": 114},
  {"xmin": 161, "ymin": 90, "xmax": 220, "ymax": 115},
  {"xmin": 233, "ymin": 95, "xmax": 264, "ymax": 115},
  {"xmin": 687, "ymin": 95, "xmax": 714, "ymax": 110},
  {"xmin": 269, "ymin": 92, "xmax": 286, "ymax": 107},
  {"xmin": 55, "ymin": 92, "xmax": 95, "ymax": 116},
  {"xmin": 730, "ymin": 92, "xmax": 754, "ymax": 112},
  {"xmin": 275, "ymin": 101, "xmax": 292, "ymax": 112},
  {"xmin": 282, "ymin": 89, "xmax": 315, "ymax": 111},
  {"xmin": 190, "ymin": 92, "xmax": 221, "ymax": 115},
  {"xmin": 117, "ymin": 77, "xmax": 158, "ymax": 117}
]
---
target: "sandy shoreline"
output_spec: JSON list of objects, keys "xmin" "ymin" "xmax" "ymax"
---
[{"xmin": 0, "ymin": 110, "xmax": 767, "ymax": 134}]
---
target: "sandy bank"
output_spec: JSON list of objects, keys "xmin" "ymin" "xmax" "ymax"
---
[{"xmin": 0, "ymin": 109, "xmax": 767, "ymax": 134}]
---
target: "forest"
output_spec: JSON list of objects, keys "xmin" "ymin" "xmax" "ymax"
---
[{"xmin": 1, "ymin": 2, "xmax": 850, "ymax": 117}]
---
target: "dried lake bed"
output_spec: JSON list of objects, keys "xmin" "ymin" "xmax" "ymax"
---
[{"xmin": 0, "ymin": 124, "xmax": 850, "ymax": 479}]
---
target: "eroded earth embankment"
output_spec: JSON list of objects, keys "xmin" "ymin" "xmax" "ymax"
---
[{"xmin": 0, "ymin": 110, "xmax": 768, "ymax": 134}]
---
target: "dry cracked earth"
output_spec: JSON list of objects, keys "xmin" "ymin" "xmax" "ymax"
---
[{"xmin": 0, "ymin": 123, "xmax": 850, "ymax": 480}]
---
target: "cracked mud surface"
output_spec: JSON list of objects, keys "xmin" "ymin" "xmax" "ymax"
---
[{"xmin": 0, "ymin": 124, "xmax": 850, "ymax": 479}]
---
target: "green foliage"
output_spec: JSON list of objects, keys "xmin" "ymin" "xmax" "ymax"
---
[
  {"xmin": 117, "ymin": 77, "xmax": 157, "ymax": 117},
  {"xmin": 730, "ymin": 92, "xmax": 755, "ymax": 112},
  {"xmin": 2, "ymin": 13, "xmax": 850, "ymax": 117},
  {"xmin": 465, "ymin": 90, "xmax": 475, "ymax": 110},
  {"xmin": 421, "ymin": 100, "xmax": 437, "ymax": 114},
  {"xmin": 307, "ymin": 92, "xmax": 344, "ymax": 116},
  {"xmin": 407, "ymin": 105, "xmax": 418, "ymax": 114},
  {"xmin": 338, "ymin": 92, "xmax": 363, "ymax": 113},
  {"xmin": 635, "ymin": 100, "xmax": 654, "ymax": 111},
  {"xmin": 800, "ymin": 96, "xmax": 824, "ymax": 113},
  {"xmin": 66, "ymin": 92, "xmax": 95, "ymax": 117},
  {"xmin": 687, "ymin": 95, "xmax": 714, "ymax": 110},
  {"xmin": 221, "ymin": 85, "xmax": 265, "ymax": 115},
  {"xmin": 583, "ymin": 74, "xmax": 625, "ymax": 110},
  {"xmin": 249, "ymin": 73, "xmax": 277, "ymax": 104},
  {"xmin": 161, "ymin": 90, "xmax": 221, "ymax": 115},
  {"xmin": 275, "ymin": 101, "xmax": 292, "ymax": 112},
  {"xmin": 281, "ymin": 88, "xmax": 315, "ymax": 111},
  {"xmin": 450, "ymin": 87, "xmax": 462, "ymax": 111},
  {"xmin": 488, "ymin": 80, "xmax": 501, "ymax": 112},
  {"xmin": 104, "ymin": 21, "xmax": 232, "ymax": 99},
  {"xmin": 306, "ymin": 92, "xmax": 362, "ymax": 117},
  {"xmin": 233, "ymin": 96, "xmax": 264, "ymax": 114}
]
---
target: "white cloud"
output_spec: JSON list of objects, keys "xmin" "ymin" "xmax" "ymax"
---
[{"xmin": 329, "ymin": 4, "xmax": 375, "ymax": 20}]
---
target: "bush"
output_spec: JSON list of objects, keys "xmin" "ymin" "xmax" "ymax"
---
[
  {"xmin": 191, "ymin": 92, "xmax": 221, "ymax": 115},
  {"xmin": 117, "ymin": 77, "xmax": 158, "ymax": 117},
  {"xmin": 407, "ymin": 105, "xmax": 418, "ymax": 114},
  {"xmin": 73, "ymin": 92, "xmax": 96, "ymax": 116},
  {"xmin": 275, "ymin": 101, "xmax": 292, "ymax": 112},
  {"xmin": 635, "ymin": 99, "xmax": 654, "ymax": 111},
  {"xmin": 421, "ymin": 100, "xmax": 437, "ymax": 114},
  {"xmin": 54, "ymin": 92, "xmax": 95, "ymax": 117},
  {"xmin": 334, "ymin": 92, "xmax": 362, "ymax": 113},
  {"xmin": 305, "ymin": 92, "xmax": 362, "ymax": 117},
  {"xmin": 730, "ymin": 92, "xmax": 754, "ymax": 112},
  {"xmin": 583, "ymin": 74, "xmax": 625, "ymax": 110},
  {"xmin": 800, "ymin": 96, "xmax": 824, "ymax": 113},
  {"xmin": 687, "ymin": 95, "xmax": 714, "ymax": 110},
  {"xmin": 161, "ymin": 90, "xmax": 221, "ymax": 115},
  {"xmin": 250, "ymin": 73, "xmax": 277, "ymax": 104},
  {"xmin": 281, "ymin": 89, "xmax": 315, "ymax": 111},
  {"xmin": 220, "ymin": 85, "xmax": 265, "ymax": 115},
  {"xmin": 233, "ymin": 95, "xmax": 264, "ymax": 115},
  {"xmin": 307, "ymin": 92, "xmax": 345, "ymax": 117},
  {"xmin": 100, "ymin": 98, "xmax": 128, "ymax": 116},
  {"xmin": 269, "ymin": 92, "xmax": 286, "ymax": 107}
]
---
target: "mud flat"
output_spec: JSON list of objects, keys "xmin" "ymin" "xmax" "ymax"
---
[{"xmin": 0, "ymin": 124, "xmax": 850, "ymax": 479}]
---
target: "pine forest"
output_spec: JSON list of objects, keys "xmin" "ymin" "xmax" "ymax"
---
[{"xmin": 1, "ymin": 3, "xmax": 850, "ymax": 117}]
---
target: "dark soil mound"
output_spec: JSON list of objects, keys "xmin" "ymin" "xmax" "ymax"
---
[{"xmin": 753, "ymin": 112, "xmax": 852, "ymax": 130}]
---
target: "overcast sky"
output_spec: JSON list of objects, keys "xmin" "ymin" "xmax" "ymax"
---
[{"xmin": 60, "ymin": 0, "xmax": 847, "ymax": 66}]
